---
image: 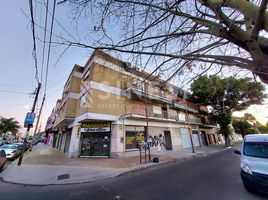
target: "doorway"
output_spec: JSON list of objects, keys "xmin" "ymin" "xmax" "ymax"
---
[
  {"xmin": 164, "ymin": 131, "xmax": 172, "ymax": 150},
  {"xmin": 80, "ymin": 132, "xmax": 111, "ymax": 157},
  {"xmin": 201, "ymin": 131, "xmax": 208, "ymax": 146}
]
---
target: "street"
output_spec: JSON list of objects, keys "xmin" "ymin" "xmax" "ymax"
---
[{"xmin": 0, "ymin": 148, "xmax": 267, "ymax": 200}]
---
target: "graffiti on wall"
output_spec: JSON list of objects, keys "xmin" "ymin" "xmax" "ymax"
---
[{"xmin": 148, "ymin": 134, "xmax": 165, "ymax": 149}]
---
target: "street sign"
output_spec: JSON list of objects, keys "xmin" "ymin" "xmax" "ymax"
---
[
  {"xmin": 24, "ymin": 112, "xmax": 36, "ymax": 127},
  {"xmin": 25, "ymin": 112, "xmax": 36, "ymax": 122}
]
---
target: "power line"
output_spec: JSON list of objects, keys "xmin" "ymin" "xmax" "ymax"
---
[
  {"xmin": 44, "ymin": 0, "xmax": 78, "ymax": 68},
  {"xmin": 40, "ymin": 0, "xmax": 49, "ymax": 87},
  {"xmin": 0, "ymin": 89, "xmax": 30, "ymax": 95},
  {"xmin": 45, "ymin": 4, "xmax": 78, "ymax": 42},
  {"xmin": 44, "ymin": 0, "xmax": 56, "ymax": 96},
  {"xmin": 29, "ymin": 0, "xmax": 40, "ymax": 84},
  {"xmin": 33, "ymin": 0, "xmax": 56, "ymax": 135}
]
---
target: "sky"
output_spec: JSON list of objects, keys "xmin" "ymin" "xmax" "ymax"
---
[
  {"xmin": 0, "ymin": 1, "xmax": 267, "ymax": 135},
  {"xmin": 0, "ymin": 1, "xmax": 89, "ymax": 134}
]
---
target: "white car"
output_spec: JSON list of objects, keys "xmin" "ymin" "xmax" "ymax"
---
[
  {"xmin": 234, "ymin": 134, "xmax": 268, "ymax": 193},
  {"xmin": 0, "ymin": 144, "xmax": 21, "ymax": 159}
]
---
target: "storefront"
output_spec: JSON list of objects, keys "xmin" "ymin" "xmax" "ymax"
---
[
  {"xmin": 79, "ymin": 122, "xmax": 111, "ymax": 157},
  {"xmin": 125, "ymin": 126, "xmax": 145, "ymax": 150}
]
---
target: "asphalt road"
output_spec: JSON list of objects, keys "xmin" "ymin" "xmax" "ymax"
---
[{"xmin": 0, "ymin": 148, "xmax": 267, "ymax": 200}]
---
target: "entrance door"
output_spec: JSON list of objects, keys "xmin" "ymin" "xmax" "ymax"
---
[
  {"xmin": 52, "ymin": 134, "xmax": 57, "ymax": 148},
  {"xmin": 164, "ymin": 131, "xmax": 172, "ymax": 150},
  {"xmin": 192, "ymin": 131, "xmax": 200, "ymax": 147},
  {"xmin": 64, "ymin": 131, "xmax": 72, "ymax": 153},
  {"xmin": 56, "ymin": 134, "xmax": 61, "ymax": 149},
  {"xmin": 80, "ymin": 132, "xmax": 110, "ymax": 157},
  {"xmin": 180, "ymin": 128, "xmax": 192, "ymax": 148},
  {"xmin": 201, "ymin": 131, "xmax": 208, "ymax": 146}
]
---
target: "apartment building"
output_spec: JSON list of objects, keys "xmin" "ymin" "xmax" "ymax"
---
[{"xmin": 45, "ymin": 50, "xmax": 218, "ymax": 158}]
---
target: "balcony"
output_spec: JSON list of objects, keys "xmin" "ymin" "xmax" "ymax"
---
[
  {"xmin": 187, "ymin": 116, "xmax": 202, "ymax": 124},
  {"xmin": 152, "ymin": 110, "xmax": 169, "ymax": 119},
  {"xmin": 201, "ymin": 116, "xmax": 216, "ymax": 126},
  {"xmin": 126, "ymin": 85, "xmax": 199, "ymax": 114},
  {"xmin": 53, "ymin": 99, "xmax": 77, "ymax": 128},
  {"xmin": 125, "ymin": 85, "xmax": 172, "ymax": 104},
  {"xmin": 171, "ymin": 101, "xmax": 198, "ymax": 113}
]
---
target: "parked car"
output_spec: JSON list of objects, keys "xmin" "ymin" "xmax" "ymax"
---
[
  {"xmin": 234, "ymin": 134, "xmax": 268, "ymax": 193},
  {"xmin": 0, "ymin": 144, "xmax": 21, "ymax": 159},
  {"xmin": 13, "ymin": 143, "xmax": 24, "ymax": 150},
  {"xmin": 0, "ymin": 150, "xmax": 7, "ymax": 170}
]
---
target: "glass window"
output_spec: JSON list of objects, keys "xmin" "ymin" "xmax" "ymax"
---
[
  {"xmin": 243, "ymin": 142, "xmax": 268, "ymax": 159},
  {"xmin": 1, "ymin": 145, "xmax": 17, "ymax": 149},
  {"xmin": 125, "ymin": 126, "xmax": 145, "ymax": 149},
  {"xmin": 80, "ymin": 95, "xmax": 86, "ymax": 107},
  {"xmin": 84, "ymin": 69, "xmax": 91, "ymax": 80}
]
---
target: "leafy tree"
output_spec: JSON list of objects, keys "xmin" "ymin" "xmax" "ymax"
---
[
  {"xmin": 232, "ymin": 117, "xmax": 256, "ymax": 137},
  {"xmin": 58, "ymin": 0, "xmax": 268, "ymax": 84},
  {"xmin": 243, "ymin": 113, "xmax": 257, "ymax": 124},
  {"xmin": 0, "ymin": 117, "xmax": 20, "ymax": 142},
  {"xmin": 191, "ymin": 75, "xmax": 266, "ymax": 146},
  {"xmin": 258, "ymin": 125, "xmax": 268, "ymax": 133}
]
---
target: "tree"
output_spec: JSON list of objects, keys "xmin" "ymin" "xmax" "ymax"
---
[
  {"xmin": 232, "ymin": 116, "xmax": 257, "ymax": 137},
  {"xmin": 243, "ymin": 113, "xmax": 257, "ymax": 124},
  {"xmin": 191, "ymin": 75, "xmax": 266, "ymax": 146},
  {"xmin": 0, "ymin": 117, "xmax": 20, "ymax": 142},
  {"xmin": 58, "ymin": 0, "xmax": 268, "ymax": 84},
  {"xmin": 258, "ymin": 125, "xmax": 268, "ymax": 133}
]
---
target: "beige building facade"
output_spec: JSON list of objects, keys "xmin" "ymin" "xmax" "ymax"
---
[{"xmin": 45, "ymin": 50, "xmax": 218, "ymax": 158}]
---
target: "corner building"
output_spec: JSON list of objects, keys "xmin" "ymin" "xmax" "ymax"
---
[{"xmin": 46, "ymin": 50, "xmax": 219, "ymax": 158}]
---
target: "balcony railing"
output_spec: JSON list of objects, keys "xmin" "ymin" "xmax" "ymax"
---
[
  {"xmin": 188, "ymin": 117, "xmax": 202, "ymax": 123},
  {"xmin": 125, "ymin": 85, "xmax": 172, "ymax": 104},
  {"xmin": 126, "ymin": 85, "xmax": 199, "ymax": 113},
  {"xmin": 152, "ymin": 110, "xmax": 169, "ymax": 119}
]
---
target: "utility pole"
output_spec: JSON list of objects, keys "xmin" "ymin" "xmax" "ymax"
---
[
  {"xmin": 183, "ymin": 97, "xmax": 195, "ymax": 153},
  {"xmin": 144, "ymin": 82, "xmax": 151, "ymax": 162},
  {"xmin": 33, "ymin": 96, "xmax": 45, "ymax": 136},
  {"xmin": 18, "ymin": 83, "xmax": 41, "ymax": 166}
]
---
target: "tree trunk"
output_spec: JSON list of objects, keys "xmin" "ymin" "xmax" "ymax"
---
[{"xmin": 224, "ymin": 134, "xmax": 231, "ymax": 147}]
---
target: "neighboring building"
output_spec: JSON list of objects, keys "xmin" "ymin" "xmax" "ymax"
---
[{"xmin": 45, "ymin": 50, "xmax": 218, "ymax": 158}]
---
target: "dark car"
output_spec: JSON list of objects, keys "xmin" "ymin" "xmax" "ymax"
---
[{"xmin": 0, "ymin": 150, "xmax": 7, "ymax": 170}]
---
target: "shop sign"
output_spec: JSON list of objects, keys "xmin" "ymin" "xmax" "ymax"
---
[{"xmin": 80, "ymin": 122, "xmax": 111, "ymax": 133}]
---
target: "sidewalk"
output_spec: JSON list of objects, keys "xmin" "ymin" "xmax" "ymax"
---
[{"xmin": 0, "ymin": 143, "xmax": 227, "ymax": 185}]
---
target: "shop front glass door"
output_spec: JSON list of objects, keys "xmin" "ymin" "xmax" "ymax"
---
[{"xmin": 80, "ymin": 132, "xmax": 110, "ymax": 157}]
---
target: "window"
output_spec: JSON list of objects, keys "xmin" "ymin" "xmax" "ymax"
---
[
  {"xmin": 84, "ymin": 69, "xmax": 91, "ymax": 80},
  {"xmin": 243, "ymin": 142, "xmax": 268, "ymax": 159},
  {"xmin": 80, "ymin": 95, "xmax": 86, "ymax": 107},
  {"xmin": 125, "ymin": 126, "xmax": 145, "ymax": 149}
]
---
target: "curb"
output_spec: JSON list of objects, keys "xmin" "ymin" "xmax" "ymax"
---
[
  {"xmin": 0, "ymin": 147, "xmax": 230, "ymax": 186},
  {"xmin": 0, "ymin": 159, "xmax": 178, "ymax": 186}
]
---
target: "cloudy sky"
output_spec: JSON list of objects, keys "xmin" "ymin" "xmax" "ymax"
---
[{"xmin": 0, "ymin": 1, "xmax": 267, "ymax": 135}]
